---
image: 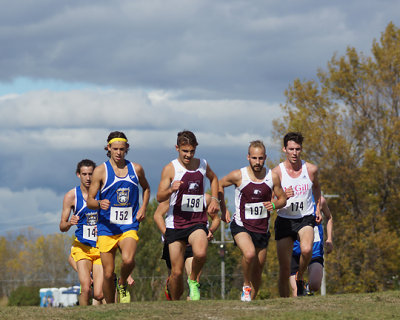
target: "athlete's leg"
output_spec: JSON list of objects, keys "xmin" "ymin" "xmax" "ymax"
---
[
  {"xmin": 308, "ymin": 262, "xmax": 324, "ymax": 292},
  {"xmin": 250, "ymin": 247, "xmax": 267, "ymax": 300},
  {"xmin": 289, "ymin": 274, "xmax": 297, "ymax": 297},
  {"xmin": 168, "ymin": 241, "xmax": 186, "ymax": 300},
  {"xmin": 76, "ymin": 259, "xmax": 93, "ymax": 306},
  {"xmin": 276, "ymin": 237, "xmax": 294, "ymax": 297},
  {"xmin": 289, "ymin": 255, "xmax": 299, "ymax": 297},
  {"xmin": 92, "ymin": 263, "xmax": 104, "ymax": 304},
  {"xmin": 118, "ymin": 237, "xmax": 138, "ymax": 286},
  {"xmin": 184, "ymin": 257, "xmax": 193, "ymax": 278},
  {"xmin": 234, "ymin": 232, "xmax": 256, "ymax": 287},
  {"xmin": 188, "ymin": 229, "xmax": 208, "ymax": 281},
  {"xmin": 100, "ymin": 248, "xmax": 117, "ymax": 303},
  {"xmin": 297, "ymin": 226, "xmax": 314, "ymax": 280},
  {"xmin": 68, "ymin": 254, "xmax": 78, "ymax": 272}
]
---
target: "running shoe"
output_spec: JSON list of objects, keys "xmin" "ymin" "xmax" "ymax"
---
[
  {"xmin": 187, "ymin": 279, "xmax": 200, "ymax": 301},
  {"xmin": 305, "ymin": 283, "xmax": 314, "ymax": 296},
  {"xmin": 164, "ymin": 277, "xmax": 172, "ymax": 301},
  {"xmin": 241, "ymin": 286, "xmax": 252, "ymax": 302},
  {"xmin": 295, "ymin": 272, "xmax": 307, "ymax": 296},
  {"xmin": 117, "ymin": 280, "xmax": 131, "ymax": 303}
]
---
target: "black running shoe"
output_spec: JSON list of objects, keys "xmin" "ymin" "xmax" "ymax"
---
[{"xmin": 295, "ymin": 272, "xmax": 307, "ymax": 296}]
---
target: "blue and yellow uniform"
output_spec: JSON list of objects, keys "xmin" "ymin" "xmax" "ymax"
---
[
  {"xmin": 70, "ymin": 186, "xmax": 101, "ymax": 264},
  {"xmin": 97, "ymin": 160, "xmax": 140, "ymax": 252}
]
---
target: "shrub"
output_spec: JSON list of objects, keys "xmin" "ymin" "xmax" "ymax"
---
[{"xmin": 8, "ymin": 286, "xmax": 40, "ymax": 306}]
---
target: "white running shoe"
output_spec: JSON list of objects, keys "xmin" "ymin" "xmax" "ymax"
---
[{"xmin": 241, "ymin": 286, "xmax": 251, "ymax": 302}]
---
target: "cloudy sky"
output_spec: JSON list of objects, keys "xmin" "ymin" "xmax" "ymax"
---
[{"xmin": 0, "ymin": 0, "xmax": 398, "ymax": 236}]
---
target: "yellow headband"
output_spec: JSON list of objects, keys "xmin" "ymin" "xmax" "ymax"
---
[{"xmin": 108, "ymin": 137, "xmax": 128, "ymax": 144}]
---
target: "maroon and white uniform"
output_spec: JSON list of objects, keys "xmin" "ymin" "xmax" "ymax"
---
[
  {"xmin": 232, "ymin": 167, "xmax": 273, "ymax": 233},
  {"xmin": 165, "ymin": 159, "xmax": 208, "ymax": 229}
]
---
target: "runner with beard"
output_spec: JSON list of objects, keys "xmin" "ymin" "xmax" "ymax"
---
[{"xmin": 218, "ymin": 140, "xmax": 287, "ymax": 301}]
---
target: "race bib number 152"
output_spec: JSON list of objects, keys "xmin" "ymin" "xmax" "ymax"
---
[{"xmin": 110, "ymin": 207, "xmax": 133, "ymax": 225}]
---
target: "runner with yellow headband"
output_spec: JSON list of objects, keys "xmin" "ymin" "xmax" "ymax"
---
[{"xmin": 87, "ymin": 131, "xmax": 150, "ymax": 304}]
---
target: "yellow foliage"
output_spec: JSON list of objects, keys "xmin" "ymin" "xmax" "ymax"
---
[{"xmin": 273, "ymin": 22, "xmax": 400, "ymax": 294}]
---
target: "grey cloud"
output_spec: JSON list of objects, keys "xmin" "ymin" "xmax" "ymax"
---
[{"xmin": 1, "ymin": 1, "xmax": 398, "ymax": 101}]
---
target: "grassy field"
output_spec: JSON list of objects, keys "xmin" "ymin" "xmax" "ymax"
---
[{"xmin": 1, "ymin": 290, "xmax": 399, "ymax": 320}]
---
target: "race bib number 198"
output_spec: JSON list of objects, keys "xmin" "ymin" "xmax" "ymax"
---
[
  {"xmin": 110, "ymin": 207, "xmax": 133, "ymax": 225},
  {"xmin": 181, "ymin": 194, "xmax": 204, "ymax": 212}
]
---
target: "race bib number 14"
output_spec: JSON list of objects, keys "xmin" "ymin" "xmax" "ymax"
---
[{"xmin": 83, "ymin": 225, "xmax": 97, "ymax": 241}]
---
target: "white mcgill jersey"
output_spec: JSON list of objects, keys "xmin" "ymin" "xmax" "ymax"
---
[{"xmin": 277, "ymin": 160, "xmax": 314, "ymax": 219}]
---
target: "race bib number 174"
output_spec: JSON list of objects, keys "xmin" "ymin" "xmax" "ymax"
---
[{"xmin": 287, "ymin": 197, "xmax": 306, "ymax": 215}]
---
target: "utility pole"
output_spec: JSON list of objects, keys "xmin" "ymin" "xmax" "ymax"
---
[
  {"xmin": 320, "ymin": 192, "xmax": 339, "ymax": 296},
  {"xmin": 220, "ymin": 221, "xmax": 225, "ymax": 299},
  {"xmin": 212, "ymin": 220, "xmax": 233, "ymax": 299}
]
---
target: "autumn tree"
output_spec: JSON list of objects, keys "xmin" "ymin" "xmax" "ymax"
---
[{"xmin": 273, "ymin": 22, "xmax": 400, "ymax": 293}]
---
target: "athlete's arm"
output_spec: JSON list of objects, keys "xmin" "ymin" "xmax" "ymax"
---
[
  {"xmin": 205, "ymin": 193, "xmax": 220, "ymax": 240},
  {"xmin": 321, "ymin": 196, "xmax": 334, "ymax": 253},
  {"xmin": 157, "ymin": 163, "xmax": 180, "ymax": 202},
  {"xmin": 271, "ymin": 165, "xmax": 294, "ymax": 199},
  {"xmin": 271, "ymin": 165, "xmax": 281, "ymax": 180},
  {"xmin": 153, "ymin": 200, "xmax": 170, "ymax": 236},
  {"xmin": 264, "ymin": 171, "xmax": 287, "ymax": 211},
  {"xmin": 308, "ymin": 162, "xmax": 322, "ymax": 223},
  {"xmin": 59, "ymin": 189, "xmax": 79, "ymax": 232},
  {"xmin": 206, "ymin": 164, "xmax": 219, "ymax": 215},
  {"xmin": 218, "ymin": 169, "xmax": 241, "ymax": 223},
  {"xmin": 87, "ymin": 165, "xmax": 109, "ymax": 210},
  {"xmin": 135, "ymin": 163, "xmax": 151, "ymax": 222}
]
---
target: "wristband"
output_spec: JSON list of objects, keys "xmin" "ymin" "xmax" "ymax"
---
[
  {"xmin": 211, "ymin": 196, "xmax": 221, "ymax": 203},
  {"xmin": 271, "ymin": 202, "xmax": 276, "ymax": 210}
]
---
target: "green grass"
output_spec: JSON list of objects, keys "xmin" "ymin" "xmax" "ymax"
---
[{"xmin": 1, "ymin": 291, "xmax": 399, "ymax": 320}]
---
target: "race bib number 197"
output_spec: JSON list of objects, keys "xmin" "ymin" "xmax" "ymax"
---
[
  {"xmin": 110, "ymin": 207, "xmax": 133, "ymax": 225},
  {"xmin": 245, "ymin": 202, "xmax": 269, "ymax": 220}
]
